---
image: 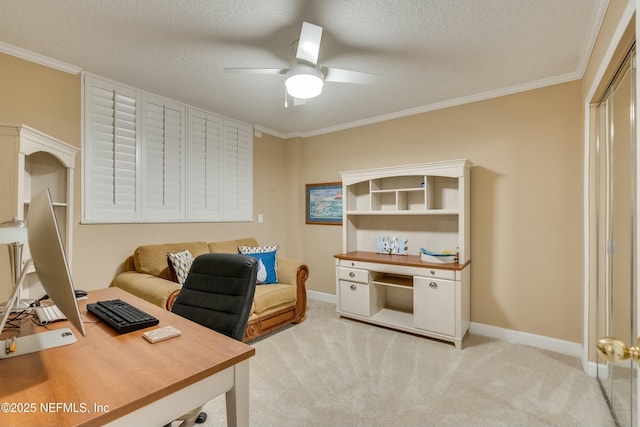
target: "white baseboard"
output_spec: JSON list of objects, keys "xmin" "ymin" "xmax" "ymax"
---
[
  {"xmin": 469, "ymin": 322, "xmax": 583, "ymax": 358},
  {"xmin": 307, "ymin": 290, "xmax": 336, "ymax": 304},
  {"xmin": 307, "ymin": 290, "xmax": 583, "ymax": 359},
  {"xmin": 586, "ymin": 360, "xmax": 609, "ymax": 379}
]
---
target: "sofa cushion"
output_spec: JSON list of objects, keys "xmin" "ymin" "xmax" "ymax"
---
[
  {"xmin": 252, "ymin": 283, "xmax": 296, "ymax": 315},
  {"xmin": 209, "ymin": 237, "xmax": 258, "ymax": 253},
  {"xmin": 134, "ymin": 241, "xmax": 209, "ymax": 281},
  {"xmin": 112, "ymin": 271, "xmax": 181, "ymax": 309},
  {"xmin": 167, "ymin": 249, "xmax": 194, "ymax": 286}
]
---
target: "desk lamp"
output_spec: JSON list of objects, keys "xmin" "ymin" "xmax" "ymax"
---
[{"xmin": 0, "ymin": 217, "xmax": 28, "ymax": 310}]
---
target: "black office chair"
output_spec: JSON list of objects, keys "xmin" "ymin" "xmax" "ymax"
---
[{"xmin": 168, "ymin": 253, "xmax": 258, "ymax": 427}]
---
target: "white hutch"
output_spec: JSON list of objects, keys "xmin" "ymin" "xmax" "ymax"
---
[
  {"xmin": 0, "ymin": 124, "xmax": 79, "ymax": 300},
  {"xmin": 335, "ymin": 159, "xmax": 471, "ymax": 349}
]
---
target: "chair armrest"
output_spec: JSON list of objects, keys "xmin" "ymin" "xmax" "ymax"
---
[
  {"xmin": 111, "ymin": 271, "xmax": 181, "ymax": 310},
  {"xmin": 277, "ymin": 257, "xmax": 309, "ymax": 323}
]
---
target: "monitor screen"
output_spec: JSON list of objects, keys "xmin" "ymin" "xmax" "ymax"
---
[{"xmin": 27, "ymin": 188, "xmax": 85, "ymax": 336}]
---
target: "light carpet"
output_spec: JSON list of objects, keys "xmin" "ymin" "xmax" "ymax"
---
[{"xmin": 198, "ymin": 300, "xmax": 614, "ymax": 427}]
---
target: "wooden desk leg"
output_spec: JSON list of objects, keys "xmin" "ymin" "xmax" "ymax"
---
[{"xmin": 226, "ymin": 359, "xmax": 250, "ymax": 427}]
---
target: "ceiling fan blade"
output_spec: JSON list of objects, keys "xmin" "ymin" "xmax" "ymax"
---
[
  {"xmin": 224, "ymin": 68, "xmax": 288, "ymax": 75},
  {"xmin": 323, "ymin": 67, "xmax": 380, "ymax": 85},
  {"xmin": 296, "ymin": 22, "xmax": 323, "ymax": 65}
]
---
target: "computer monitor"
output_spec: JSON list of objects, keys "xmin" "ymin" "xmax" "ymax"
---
[{"xmin": 0, "ymin": 188, "xmax": 84, "ymax": 358}]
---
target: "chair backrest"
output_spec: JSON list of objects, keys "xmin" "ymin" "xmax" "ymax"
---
[{"xmin": 171, "ymin": 253, "xmax": 258, "ymax": 341}]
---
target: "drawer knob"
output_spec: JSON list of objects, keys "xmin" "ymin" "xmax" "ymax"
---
[
  {"xmin": 351, "ymin": 262, "xmax": 355, "ymax": 266},
  {"xmin": 349, "ymin": 272, "xmax": 356, "ymax": 278},
  {"xmin": 430, "ymin": 270, "xmax": 436, "ymax": 275},
  {"xmin": 429, "ymin": 282, "xmax": 438, "ymax": 289},
  {"xmin": 350, "ymin": 284, "xmax": 357, "ymax": 290}
]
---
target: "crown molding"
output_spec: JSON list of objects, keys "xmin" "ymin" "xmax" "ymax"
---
[
  {"xmin": 289, "ymin": 71, "xmax": 582, "ymax": 139},
  {"xmin": 575, "ymin": 0, "xmax": 610, "ymax": 79},
  {"xmin": 253, "ymin": 125, "xmax": 289, "ymax": 140},
  {"xmin": 0, "ymin": 42, "xmax": 81, "ymax": 74}
]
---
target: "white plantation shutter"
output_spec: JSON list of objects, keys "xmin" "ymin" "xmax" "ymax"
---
[
  {"xmin": 84, "ymin": 76, "xmax": 139, "ymax": 221},
  {"xmin": 83, "ymin": 75, "xmax": 252, "ymax": 223},
  {"xmin": 142, "ymin": 97, "xmax": 186, "ymax": 220},
  {"xmin": 188, "ymin": 109, "xmax": 223, "ymax": 220},
  {"xmin": 222, "ymin": 120, "xmax": 252, "ymax": 220}
]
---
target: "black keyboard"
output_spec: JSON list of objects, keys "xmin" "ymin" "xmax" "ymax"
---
[{"xmin": 87, "ymin": 299, "xmax": 159, "ymax": 334}]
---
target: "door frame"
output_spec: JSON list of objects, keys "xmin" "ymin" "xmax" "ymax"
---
[
  {"xmin": 584, "ymin": 0, "xmax": 636, "ymax": 377},
  {"xmin": 583, "ymin": 1, "xmax": 639, "ymax": 423}
]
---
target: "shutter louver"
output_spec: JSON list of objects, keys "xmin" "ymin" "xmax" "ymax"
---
[
  {"xmin": 222, "ymin": 120, "xmax": 252, "ymax": 220},
  {"xmin": 85, "ymin": 79, "xmax": 138, "ymax": 221},
  {"xmin": 143, "ymin": 99, "xmax": 185, "ymax": 220},
  {"xmin": 188, "ymin": 110, "xmax": 222, "ymax": 220}
]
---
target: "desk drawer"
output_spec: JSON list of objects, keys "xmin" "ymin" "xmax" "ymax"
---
[
  {"xmin": 421, "ymin": 267, "xmax": 455, "ymax": 281},
  {"xmin": 339, "ymin": 258, "xmax": 456, "ymax": 280},
  {"xmin": 337, "ymin": 267, "xmax": 369, "ymax": 283},
  {"xmin": 339, "ymin": 280, "xmax": 371, "ymax": 317}
]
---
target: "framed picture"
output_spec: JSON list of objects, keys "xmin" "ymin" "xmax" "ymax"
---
[{"xmin": 305, "ymin": 182, "xmax": 343, "ymax": 225}]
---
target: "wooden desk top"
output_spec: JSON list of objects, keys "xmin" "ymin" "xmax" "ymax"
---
[
  {"xmin": 0, "ymin": 287, "xmax": 255, "ymax": 427},
  {"xmin": 335, "ymin": 251, "xmax": 471, "ymax": 271}
]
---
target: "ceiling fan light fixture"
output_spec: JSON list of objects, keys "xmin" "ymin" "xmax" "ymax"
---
[{"xmin": 285, "ymin": 66, "xmax": 324, "ymax": 99}]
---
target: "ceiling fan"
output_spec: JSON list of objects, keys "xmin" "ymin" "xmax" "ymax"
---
[{"xmin": 224, "ymin": 22, "xmax": 379, "ymax": 106}]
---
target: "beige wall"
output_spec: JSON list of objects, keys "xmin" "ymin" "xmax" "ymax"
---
[
  {"xmin": 293, "ymin": 82, "xmax": 584, "ymax": 342},
  {"xmin": 0, "ymin": 53, "xmax": 81, "ymax": 300},
  {"xmin": 0, "ymin": 53, "xmax": 81, "ymax": 144}
]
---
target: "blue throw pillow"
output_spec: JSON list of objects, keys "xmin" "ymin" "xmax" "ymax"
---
[
  {"xmin": 238, "ymin": 245, "xmax": 279, "ymax": 284},
  {"xmin": 248, "ymin": 251, "xmax": 277, "ymax": 284}
]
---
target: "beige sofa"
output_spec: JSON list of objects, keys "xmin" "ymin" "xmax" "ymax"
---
[{"xmin": 111, "ymin": 237, "xmax": 309, "ymax": 341}]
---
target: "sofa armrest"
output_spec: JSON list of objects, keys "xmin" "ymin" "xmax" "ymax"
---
[
  {"xmin": 111, "ymin": 271, "xmax": 181, "ymax": 311},
  {"xmin": 277, "ymin": 257, "xmax": 309, "ymax": 323}
]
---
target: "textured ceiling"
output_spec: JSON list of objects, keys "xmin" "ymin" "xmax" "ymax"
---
[{"xmin": 0, "ymin": 0, "xmax": 606, "ymax": 137}]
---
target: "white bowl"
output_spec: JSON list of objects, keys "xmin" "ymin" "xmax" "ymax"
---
[{"xmin": 420, "ymin": 253, "xmax": 456, "ymax": 264}]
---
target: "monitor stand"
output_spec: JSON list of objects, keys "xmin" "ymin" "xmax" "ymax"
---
[{"xmin": 0, "ymin": 328, "xmax": 76, "ymax": 359}]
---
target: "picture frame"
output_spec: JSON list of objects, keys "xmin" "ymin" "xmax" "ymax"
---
[{"xmin": 305, "ymin": 182, "xmax": 343, "ymax": 225}]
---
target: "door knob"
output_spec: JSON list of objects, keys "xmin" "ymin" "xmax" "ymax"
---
[{"xmin": 596, "ymin": 337, "xmax": 640, "ymax": 363}]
